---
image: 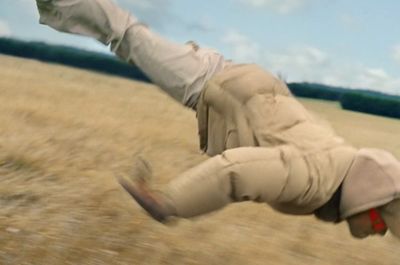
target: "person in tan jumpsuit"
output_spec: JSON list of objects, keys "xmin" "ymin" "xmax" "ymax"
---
[{"xmin": 35, "ymin": 0, "xmax": 400, "ymax": 239}]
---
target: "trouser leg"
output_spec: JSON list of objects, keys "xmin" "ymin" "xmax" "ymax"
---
[
  {"xmin": 36, "ymin": 0, "xmax": 227, "ymax": 107},
  {"xmin": 163, "ymin": 146, "xmax": 307, "ymax": 218}
]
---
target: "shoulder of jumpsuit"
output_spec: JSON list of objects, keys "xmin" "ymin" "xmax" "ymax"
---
[
  {"xmin": 339, "ymin": 148, "xmax": 400, "ymax": 219},
  {"xmin": 202, "ymin": 63, "xmax": 292, "ymax": 104}
]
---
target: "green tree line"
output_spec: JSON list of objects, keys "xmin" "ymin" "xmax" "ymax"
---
[
  {"xmin": 287, "ymin": 82, "xmax": 345, "ymax": 101},
  {"xmin": 287, "ymin": 82, "xmax": 400, "ymax": 119},
  {"xmin": 340, "ymin": 92, "xmax": 400, "ymax": 119},
  {"xmin": 0, "ymin": 37, "xmax": 150, "ymax": 83}
]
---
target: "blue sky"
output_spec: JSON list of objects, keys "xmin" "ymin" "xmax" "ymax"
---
[{"xmin": 1, "ymin": 0, "xmax": 400, "ymax": 95}]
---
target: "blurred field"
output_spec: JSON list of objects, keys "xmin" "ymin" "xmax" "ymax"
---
[{"xmin": 0, "ymin": 54, "xmax": 399, "ymax": 265}]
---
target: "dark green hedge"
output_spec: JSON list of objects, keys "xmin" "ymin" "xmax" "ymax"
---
[
  {"xmin": 288, "ymin": 82, "xmax": 400, "ymax": 119},
  {"xmin": 0, "ymin": 37, "xmax": 150, "ymax": 83},
  {"xmin": 340, "ymin": 92, "xmax": 400, "ymax": 119},
  {"xmin": 287, "ymin": 82, "xmax": 346, "ymax": 101}
]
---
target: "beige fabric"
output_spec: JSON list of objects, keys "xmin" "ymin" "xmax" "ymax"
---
[
  {"xmin": 36, "ymin": 0, "xmax": 136, "ymax": 47},
  {"xmin": 162, "ymin": 64, "xmax": 358, "ymax": 218},
  {"xmin": 164, "ymin": 145, "xmax": 356, "ymax": 218},
  {"xmin": 36, "ymin": 0, "xmax": 229, "ymax": 107},
  {"xmin": 340, "ymin": 148, "xmax": 400, "ymax": 218},
  {"xmin": 381, "ymin": 199, "xmax": 400, "ymax": 238},
  {"xmin": 165, "ymin": 146, "xmax": 304, "ymax": 218},
  {"xmin": 197, "ymin": 64, "xmax": 346, "ymax": 156}
]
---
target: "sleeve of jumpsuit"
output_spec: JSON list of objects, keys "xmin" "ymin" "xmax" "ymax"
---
[
  {"xmin": 35, "ymin": 0, "xmax": 227, "ymax": 107},
  {"xmin": 162, "ymin": 145, "xmax": 310, "ymax": 218}
]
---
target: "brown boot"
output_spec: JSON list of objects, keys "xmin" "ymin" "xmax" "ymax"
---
[{"xmin": 117, "ymin": 176, "xmax": 171, "ymax": 222}]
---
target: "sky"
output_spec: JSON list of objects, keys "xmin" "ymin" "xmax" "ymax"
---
[{"xmin": 1, "ymin": 0, "xmax": 400, "ymax": 95}]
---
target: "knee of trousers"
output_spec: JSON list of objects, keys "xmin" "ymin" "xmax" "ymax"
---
[{"xmin": 222, "ymin": 147, "xmax": 294, "ymax": 203}]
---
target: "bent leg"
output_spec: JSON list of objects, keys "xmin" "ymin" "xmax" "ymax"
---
[
  {"xmin": 162, "ymin": 146, "xmax": 306, "ymax": 218},
  {"xmin": 36, "ymin": 0, "xmax": 227, "ymax": 107}
]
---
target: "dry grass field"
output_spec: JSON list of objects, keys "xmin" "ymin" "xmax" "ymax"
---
[{"xmin": 0, "ymin": 54, "xmax": 400, "ymax": 265}]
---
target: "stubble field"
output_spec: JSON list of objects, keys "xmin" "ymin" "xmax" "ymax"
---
[{"xmin": 0, "ymin": 54, "xmax": 400, "ymax": 265}]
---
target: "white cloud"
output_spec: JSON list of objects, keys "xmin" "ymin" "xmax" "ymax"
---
[
  {"xmin": 269, "ymin": 50, "xmax": 400, "ymax": 95},
  {"xmin": 222, "ymin": 30, "xmax": 261, "ymax": 62},
  {"xmin": 238, "ymin": 0, "xmax": 313, "ymax": 14},
  {"xmin": 220, "ymin": 30, "xmax": 400, "ymax": 95},
  {"xmin": 184, "ymin": 16, "xmax": 216, "ymax": 33},
  {"xmin": 264, "ymin": 45, "xmax": 330, "ymax": 82},
  {"xmin": 338, "ymin": 14, "xmax": 361, "ymax": 31},
  {"xmin": 351, "ymin": 68, "xmax": 400, "ymax": 94},
  {"xmin": 118, "ymin": 0, "xmax": 173, "ymax": 28},
  {"xmin": 392, "ymin": 44, "xmax": 400, "ymax": 63},
  {"xmin": 0, "ymin": 20, "xmax": 11, "ymax": 36}
]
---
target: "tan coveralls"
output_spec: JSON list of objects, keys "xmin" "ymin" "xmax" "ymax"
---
[
  {"xmin": 164, "ymin": 64, "xmax": 356, "ymax": 218},
  {"xmin": 36, "ymin": 0, "xmax": 357, "ymax": 219}
]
